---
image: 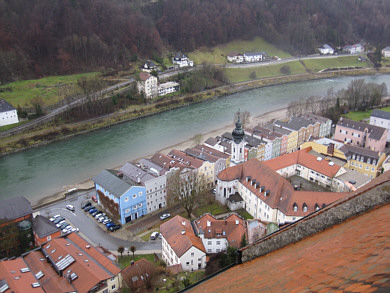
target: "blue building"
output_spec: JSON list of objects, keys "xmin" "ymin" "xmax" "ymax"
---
[{"xmin": 92, "ymin": 169, "xmax": 147, "ymax": 225}]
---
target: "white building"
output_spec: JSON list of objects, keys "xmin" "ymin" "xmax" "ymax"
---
[
  {"xmin": 230, "ymin": 114, "xmax": 245, "ymax": 166},
  {"xmin": 243, "ymin": 52, "xmax": 267, "ymax": 63},
  {"xmin": 172, "ymin": 52, "xmax": 194, "ymax": 67},
  {"xmin": 0, "ymin": 99, "xmax": 19, "ymax": 126},
  {"xmin": 158, "ymin": 81, "xmax": 180, "ymax": 96},
  {"xmin": 343, "ymin": 43, "xmax": 364, "ymax": 54},
  {"xmin": 227, "ymin": 52, "xmax": 244, "ymax": 63},
  {"xmin": 318, "ymin": 44, "xmax": 334, "ymax": 55},
  {"xmin": 160, "ymin": 215, "xmax": 206, "ymax": 271},
  {"xmin": 370, "ymin": 109, "xmax": 390, "ymax": 141},
  {"xmin": 119, "ymin": 162, "xmax": 167, "ymax": 214},
  {"xmin": 137, "ymin": 72, "xmax": 158, "ymax": 99},
  {"xmin": 382, "ymin": 46, "xmax": 390, "ymax": 58}
]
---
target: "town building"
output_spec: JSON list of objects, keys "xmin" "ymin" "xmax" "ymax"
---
[
  {"xmin": 119, "ymin": 162, "xmax": 167, "ymax": 214},
  {"xmin": 172, "ymin": 52, "xmax": 194, "ymax": 67},
  {"xmin": 158, "ymin": 81, "xmax": 180, "ymax": 96},
  {"xmin": 382, "ymin": 46, "xmax": 390, "ymax": 57},
  {"xmin": 230, "ymin": 113, "xmax": 246, "ymax": 166},
  {"xmin": 32, "ymin": 215, "xmax": 61, "ymax": 246},
  {"xmin": 318, "ymin": 44, "xmax": 334, "ymax": 55},
  {"xmin": 370, "ymin": 109, "xmax": 390, "ymax": 141},
  {"xmin": 215, "ymin": 158, "xmax": 348, "ymax": 224},
  {"xmin": 0, "ymin": 196, "xmax": 34, "ymax": 259},
  {"xmin": 243, "ymin": 52, "xmax": 267, "ymax": 63},
  {"xmin": 140, "ymin": 60, "xmax": 158, "ymax": 73},
  {"xmin": 0, "ymin": 232, "xmax": 122, "ymax": 292},
  {"xmin": 92, "ymin": 169, "xmax": 147, "ymax": 225},
  {"xmin": 160, "ymin": 215, "xmax": 206, "ymax": 272},
  {"xmin": 334, "ymin": 117, "xmax": 387, "ymax": 152},
  {"xmin": 0, "ymin": 99, "xmax": 19, "ymax": 126},
  {"xmin": 343, "ymin": 43, "xmax": 364, "ymax": 54},
  {"xmin": 192, "ymin": 213, "xmax": 247, "ymax": 253},
  {"xmin": 137, "ymin": 72, "xmax": 158, "ymax": 99},
  {"xmin": 187, "ymin": 172, "xmax": 390, "ymax": 293},
  {"xmin": 122, "ymin": 258, "xmax": 155, "ymax": 289},
  {"xmin": 226, "ymin": 52, "xmax": 244, "ymax": 63}
]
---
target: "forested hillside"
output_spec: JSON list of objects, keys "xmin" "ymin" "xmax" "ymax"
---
[{"xmin": 1, "ymin": 0, "xmax": 389, "ymax": 83}]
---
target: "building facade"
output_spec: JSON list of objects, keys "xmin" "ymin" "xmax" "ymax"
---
[{"xmin": 0, "ymin": 99, "xmax": 19, "ymax": 126}]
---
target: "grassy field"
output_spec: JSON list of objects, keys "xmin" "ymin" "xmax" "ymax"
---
[
  {"xmin": 224, "ymin": 60, "xmax": 307, "ymax": 83},
  {"xmin": 342, "ymin": 106, "xmax": 390, "ymax": 121},
  {"xmin": 188, "ymin": 37, "xmax": 291, "ymax": 65},
  {"xmin": 0, "ymin": 72, "xmax": 99, "ymax": 108},
  {"xmin": 303, "ymin": 55, "xmax": 372, "ymax": 72}
]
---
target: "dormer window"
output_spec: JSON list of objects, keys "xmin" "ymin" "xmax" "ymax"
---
[
  {"xmin": 315, "ymin": 204, "xmax": 320, "ymax": 211},
  {"xmin": 303, "ymin": 204, "xmax": 308, "ymax": 212},
  {"xmin": 293, "ymin": 203, "xmax": 298, "ymax": 212}
]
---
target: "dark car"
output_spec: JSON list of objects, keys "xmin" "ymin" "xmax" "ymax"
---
[
  {"xmin": 89, "ymin": 208, "xmax": 97, "ymax": 214},
  {"xmin": 53, "ymin": 217, "xmax": 65, "ymax": 224},
  {"xmin": 81, "ymin": 201, "xmax": 91, "ymax": 209},
  {"xmin": 60, "ymin": 222, "xmax": 70, "ymax": 229},
  {"xmin": 106, "ymin": 222, "xmax": 115, "ymax": 229},
  {"xmin": 109, "ymin": 225, "xmax": 122, "ymax": 232},
  {"xmin": 84, "ymin": 206, "xmax": 94, "ymax": 212}
]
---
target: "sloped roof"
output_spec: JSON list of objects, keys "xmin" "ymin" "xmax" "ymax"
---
[
  {"xmin": 139, "ymin": 72, "xmax": 152, "ymax": 81},
  {"xmin": 204, "ymin": 137, "xmax": 219, "ymax": 147},
  {"xmin": 160, "ymin": 215, "xmax": 205, "ymax": 257},
  {"xmin": 339, "ymin": 144, "xmax": 381, "ymax": 162},
  {"xmin": 33, "ymin": 215, "xmax": 60, "ymax": 238},
  {"xmin": 337, "ymin": 117, "xmax": 386, "ymax": 141},
  {"xmin": 194, "ymin": 213, "xmax": 247, "ymax": 248},
  {"xmin": 119, "ymin": 162, "xmax": 156, "ymax": 185},
  {"xmin": 371, "ymin": 109, "xmax": 390, "ymax": 120},
  {"xmin": 193, "ymin": 144, "xmax": 229, "ymax": 159},
  {"xmin": 187, "ymin": 173, "xmax": 390, "ymax": 293},
  {"xmin": 151, "ymin": 153, "xmax": 194, "ymax": 171},
  {"xmin": 122, "ymin": 258, "xmax": 155, "ymax": 288},
  {"xmin": 0, "ymin": 99, "xmax": 16, "ymax": 113},
  {"xmin": 0, "ymin": 196, "xmax": 33, "ymax": 221},
  {"xmin": 92, "ymin": 169, "xmax": 133, "ymax": 198},
  {"xmin": 168, "ymin": 150, "xmax": 204, "ymax": 168}
]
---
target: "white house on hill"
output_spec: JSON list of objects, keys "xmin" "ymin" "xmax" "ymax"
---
[{"xmin": 0, "ymin": 99, "xmax": 19, "ymax": 126}]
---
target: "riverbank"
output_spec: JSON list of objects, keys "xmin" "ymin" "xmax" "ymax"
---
[
  {"xmin": 32, "ymin": 107, "xmax": 288, "ymax": 209},
  {"xmin": 2, "ymin": 67, "xmax": 389, "ymax": 157}
]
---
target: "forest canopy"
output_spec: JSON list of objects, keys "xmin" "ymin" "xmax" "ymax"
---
[{"xmin": 1, "ymin": 0, "xmax": 389, "ymax": 82}]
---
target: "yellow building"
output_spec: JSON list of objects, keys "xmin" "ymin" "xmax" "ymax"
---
[{"xmin": 287, "ymin": 130, "xmax": 298, "ymax": 153}]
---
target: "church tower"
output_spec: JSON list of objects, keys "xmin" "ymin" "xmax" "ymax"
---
[{"xmin": 231, "ymin": 111, "xmax": 245, "ymax": 166}]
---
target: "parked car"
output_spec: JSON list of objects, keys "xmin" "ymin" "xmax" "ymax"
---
[
  {"xmin": 60, "ymin": 222, "xmax": 70, "ymax": 230},
  {"xmin": 109, "ymin": 225, "xmax": 122, "ymax": 232},
  {"xmin": 150, "ymin": 232, "xmax": 159, "ymax": 240},
  {"xmin": 81, "ymin": 201, "xmax": 91, "ymax": 209},
  {"xmin": 106, "ymin": 222, "xmax": 115, "ymax": 229},
  {"xmin": 160, "ymin": 213, "xmax": 171, "ymax": 221},
  {"xmin": 103, "ymin": 219, "xmax": 112, "ymax": 225},
  {"xmin": 56, "ymin": 220, "xmax": 66, "ymax": 228},
  {"xmin": 50, "ymin": 214, "xmax": 61, "ymax": 222},
  {"xmin": 66, "ymin": 204, "xmax": 75, "ymax": 211},
  {"xmin": 53, "ymin": 217, "xmax": 65, "ymax": 224},
  {"xmin": 92, "ymin": 195, "xmax": 97, "ymax": 202},
  {"xmin": 98, "ymin": 216, "xmax": 105, "ymax": 223},
  {"xmin": 89, "ymin": 208, "xmax": 97, "ymax": 214},
  {"xmin": 84, "ymin": 206, "xmax": 95, "ymax": 212},
  {"xmin": 94, "ymin": 213, "xmax": 102, "ymax": 219},
  {"xmin": 91, "ymin": 210, "xmax": 100, "ymax": 216}
]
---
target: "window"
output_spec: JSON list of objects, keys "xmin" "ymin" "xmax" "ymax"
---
[
  {"xmin": 138, "ymin": 203, "xmax": 142, "ymax": 207},
  {"xmin": 134, "ymin": 205, "xmax": 137, "ymax": 210},
  {"xmin": 303, "ymin": 204, "xmax": 308, "ymax": 212},
  {"xmin": 186, "ymin": 262, "xmax": 190, "ymax": 266},
  {"xmin": 124, "ymin": 197, "xmax": 129, "ymax": 202},
  {"xmin": 293, "ymin": 204, "xmax": 298, "ymax": 212},
  {"xmin": 191, "ymin": 252, "xmax": 194, "ymax": 257},
  {"xmin": 216, "ymin": 241, "xmax": 221, "ymax": 245},
  {"xmin": 133, "ymin": 194, "xmax": 137, "ymax": 198},
  {"xmin": 125, "ymin": 208, "xmax": 130, "ymax": 213},
  {"xmin": 139, "ymin": 192, "xmax": 143, "ymax": 196},
  {"xmin": 208, "ymin": 241, "xmax": 212, "ymax": 245},
  {"xmin": 112, "ymin": 285, "xmax": 116, "ymax": 290}
]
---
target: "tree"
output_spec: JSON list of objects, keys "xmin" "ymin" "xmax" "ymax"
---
[
  {"xmin": 117, "ymin": 246, "xmax": 124, "ymax": 258},
  {"xmin": 30, "ymin": 96, "xmax": 44, "ymax": 117},
  {"xmin": 192, "ymin": 133, "xmax": 203, "ymax": 146},
  {"xmin": 250, "ymin": 71, "xmax": 257, "ymax": 79},
  {"xmin": 168, "ymin": 170, "xmax": 206, "ymax": 218},
  {"xmin": 130, "ymin": 245, "xmax": 136, "ymax": 259},
  {"xmin": 280, "ymin": 65, "xmax": 291, "ymax": 75},
  {"xmin": 240, "ymin": 234, "xmax": 247, "ymax": 248},
  {"xmin": 182, "ymin": 275, "xmax": 191, "ymax": 288}
]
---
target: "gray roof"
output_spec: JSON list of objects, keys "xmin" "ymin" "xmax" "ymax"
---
[
  {"xmin": 92, "ymin": 169, "xmax": 135, "ymax": 198},
  {"xmin": 119, "ymin": 162, "xmax": 156, "ymax": 185},
  {"xmin": 244, "ymin": 51, "xmax": 267, "ymax": 56},
  {"xmin": 371, "ymin": 110, "xmax": 390, "ymax": 120},
  {"xmin": 337, "ymin": 118, "xmax": 386, "ymax": 141},
  {"xmin": 0, "ymin": 196, "xmax": 33, "ymax": 220},
  {"xmin": 336, "ymin": 170, "xmax": 371, "ymax": 189},
  {"xmin": 205, "ymin": 137, "xmax": 219, "ymax": 146},
  {"xmin": 340, "ymin": 144, "xmax": 381, "ymax": 163},
  {"xmin": 33, "ymin": 215, "xmax": 60, "ymax": 238},
  {"xmin": 228, "ymin": 192, "xmax": 244, "ymax": 203},
  {"xmin": 138, "ymin": 158, "xmax": 165, "ymax": 175},
  {"xmin": 263, "ymin": 123, "xmax": 292, "ymax": 135},
  {"xmin": 302, "ymin": 113, "xmax": 331, "ymax": 123},
  {"xmin": 0, "ymin": 99, "xmax": 16, "ymax": 113}
]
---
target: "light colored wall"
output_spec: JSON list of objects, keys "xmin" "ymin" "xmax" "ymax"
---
[
  {"xmin": 145, "ymin": 175, "xmax": 167, "ymax": 213},
  {"xmin": 0, "ymin": 109, "xmax": 19, "ymax": 126}
]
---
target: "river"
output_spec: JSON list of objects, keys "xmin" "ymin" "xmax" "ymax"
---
[{"xmin": 1, "ymin": 74, "xmax": 389, "ymax": 205}]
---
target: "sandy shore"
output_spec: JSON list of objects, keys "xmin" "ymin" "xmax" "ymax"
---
[{"xmin": 34, "ymin": 107, "xmax": 288, "ymax": 208}]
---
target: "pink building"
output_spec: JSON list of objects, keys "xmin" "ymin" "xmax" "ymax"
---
[{"xmin": 334, "ymin": 117, "xmax": 387, "ymax": 152}]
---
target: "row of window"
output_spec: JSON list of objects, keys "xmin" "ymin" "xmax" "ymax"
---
[
  {"xmin": 124, "ymin": 192, "xmax": 143, "ymax": 202},
  {"xmin": 293, "ymin": 203, "xmax": 323, "ymax": 212}
]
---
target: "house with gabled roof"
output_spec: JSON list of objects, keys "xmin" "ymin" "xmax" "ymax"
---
[
  {"xmin": 172, "ymin": 52, "xmax": 194, "ymax": 67},
  {"xmin": 382, "ymin": 46, "xmax": 390, "ymax": 57},
  {"xmin": 32, "ymin": 215, "xmax": 61, "ymax": 246},
  {"xmin": 122, "ymin": 258, "xmax": 155, "ymax": 289},
  {"xmin": 0, "ymin": 99, "xmax": 19, "ymax": 126},
  {"xmin": 193, "ymin": 213, "xmax": 248, "ymax": 253},
  {"xmin": 141, "ymin": 60, "xmax": 159, "ymax": 73},
  {"xmin": 137, "ymin": 72, "xmax": 158, "ymax": 99},
  {"xmin": 92, "ymin": 169, "xmax": 147, "ymax": 224},
  {"xmin": 318, "ymin": 44, "xmax": 334, "ymax": 55},
  {"xmin": 160, "ymin": 215, "xmax": 206, "ymax": 271},
  {"xmin": 370, "ymin": 109, "xmax": 390, "ymax": 141},
  {"xmin": 243, "ymin": 51, "xmax": 267, "ymax": 63},
  {"xmin": 343, "ymin": 43, "xmax": 364, "ymax": 54}
]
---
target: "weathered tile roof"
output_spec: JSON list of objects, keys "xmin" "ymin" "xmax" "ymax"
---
[
  {"xmin": 168, "ymin": 150, "xmax": 204, "ymax": 168},
  {"xmin": 0, "ymin": 99, "xmax": 16, "ymax": 113},
  {"xmin": 193, "ymin": 144, "xmax": 229, "ymax": 159},
  {"xmin": 204, "ymin": 137, "xmax": 219, "ymax": 147},
  {"xmin": 33, "ymin": 215, "xmax": 60, "ymax": 238},
  {"xmin": 371, "ymin": 109, "xmax": 390, "ymax": 120},
  {"xmin": 150, "ymin": 153, "xmax": 192, "ymax": 171},
  {"xmin": 188, "ymin": 173, "xmax": 390, "ymax": 293},
  {"xmin": 340, "ymin": 144, "xmax": 381, "ymax": 163},
  {"xmin": 160, "ymin": 215, "xmax": 205, "ymax": 257},
  {"xmin": 139, "ymin": 72, "xmax": 152, "ymax": 81},
  {"xmin": 274, "ymin": 116, "xmax": 316, "ymax": 131},
  {"xmin": 337, "ymin": 117, "xmax": 386, "ymax": 141},
  {"xmin": 137, "ymin": 158, "xmax": 165, "ymax": 175},
  {"xmin": 92, "ymin": 169, "xmax": 134, "ymax": 198},
  {"xmin": 119, "ymin": 162, "xmax": 156, "ymax": 185},
  {"xmin": 0, "ymin": 196, "xmax": 33, "ymax": 221},
  {"xmin": 122, "ymin": 258, "xmax": 155, "ymax": 288}
]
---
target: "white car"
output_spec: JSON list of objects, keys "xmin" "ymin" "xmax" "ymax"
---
[
  {"xmin": 95, "ymin": 213, "xmax": 102, "ymax": 219},
  {"xmin": 160, "ymin": 213, "xmax": 171, "ymax": 220},
  {"xmin": 98, "ymin": 216, "xmax": 105, "ymax": 223},
  {"xmin": 56, "ymin": 220, "xmax": 66, "ymax": 228},
  {"xmin": 103, "ymin": 219, "xmax": 112, "ymax": 225},
  {"xmin": 66, "ymin": 204, "xmax": 75, "ymax": 211},
  {"xmin": 50, "ymin": 214, "xmax": 61, "ymax": 222}
]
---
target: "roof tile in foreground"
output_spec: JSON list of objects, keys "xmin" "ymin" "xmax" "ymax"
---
[{"xmin": 187, "ymin": 172, "xmax": 390, "ymax": 293}]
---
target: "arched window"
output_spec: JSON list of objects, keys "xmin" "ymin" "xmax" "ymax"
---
[
  {"xmin": 303, "ymin": 204, "xmax": 308, "ymax": 213},
  {"xmin": 322, "ymin": 203, "xmax": 326, "ymax": 208},
  {"xmin": 293, "ymin": 203, "xmax": 298, "ymax": 212},
  {"xmin": 315, "ymin": 204, "xmax": 320, "ymax": 211}
]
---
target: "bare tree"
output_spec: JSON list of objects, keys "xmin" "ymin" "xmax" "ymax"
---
[
  {"xmin": 168, "ymin": 170, "xmax": 206, "ymax": 218},
  {"xmin": 234, "ymin": 110, "xmax": 251, "ymax": 128},
  {"xmin": 130, "ymin": 246, "xmax": 136, "ymax": 259},
  {"xmin": 305, "ymin": 96, "xmax": 320, "ymax": 114},
  {"xmin": 192, "ymin": 133, "xmax": 203, "ymax": 146},
  {"xmin": 345, "ymin": 79, "xmax": 367, "ymax": 111},
  {"xmin": 117, "ymin": 246, "xmax": 124, "ymax": 258}
]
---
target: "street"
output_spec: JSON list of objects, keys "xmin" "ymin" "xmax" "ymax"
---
[{"xmin": 36, "ymin": 190, "xmax": 162, "ymax": 253}]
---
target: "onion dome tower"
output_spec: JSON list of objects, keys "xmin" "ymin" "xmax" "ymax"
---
[{"xmin": 231, "ymin": 111, "xmax": 245, "ymax": 166}]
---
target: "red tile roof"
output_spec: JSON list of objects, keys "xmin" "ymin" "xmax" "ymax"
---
[
  {"xmin": 139, "ymin": 72, "xmax": 152, "ymax": 81},
  {"xmin": 160, "ymin": 215, "xmax": 206, "ymax": 257},
  {"xmin": 0, "ymin": 258, "xmax": 45, "ymax": 293},
  {"xmin": 188, "ymin": 201, "xmax": 390, "ymax": 293},
  {"xmin": 151, "ymin": 153, "xmax": 193, "ymax": 170},
  {"xmin": 122, "ymin": 258, "xmax": 155, "ymax": 288},
  {"xmin": 264, "ymin": 147, "xmax": 341, "ymax": 178},
  {"xmin": 194, "ymin": 213, "xmax": 247, "ymax": 248},
  {"xmin": 168, "ymin": 149, "xmax": 204, "ymax": 168}
]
